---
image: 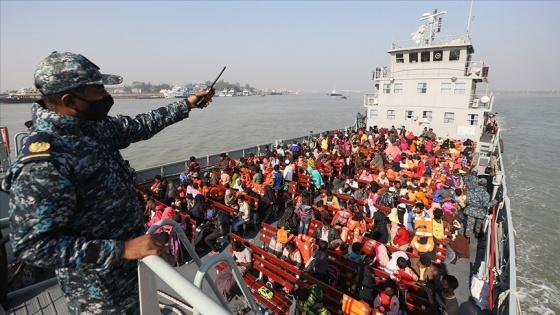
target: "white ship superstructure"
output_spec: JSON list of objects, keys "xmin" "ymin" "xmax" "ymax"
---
[{"xmin": 364, "ymin": 10, "xmax": 493, "ymax": 140}]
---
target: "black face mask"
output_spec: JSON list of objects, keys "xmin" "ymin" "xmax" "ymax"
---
[{"xmin": 72, "ymin": 94, "xmax": 114, "ymax": 122}]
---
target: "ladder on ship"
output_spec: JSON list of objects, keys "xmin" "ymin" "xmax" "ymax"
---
[{"xmin": 143, "ymin": 220, "xmax": 261, "ymax": 315}]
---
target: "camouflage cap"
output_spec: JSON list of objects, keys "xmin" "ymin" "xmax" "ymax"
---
[{"xmin": 34, "ymin": 51, "xmax": 123, "ymax": 95}]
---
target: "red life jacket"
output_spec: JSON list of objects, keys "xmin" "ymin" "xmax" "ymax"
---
[{"xmin": 379, "ymin": 291, "xmax": 392, "ymax": 310}]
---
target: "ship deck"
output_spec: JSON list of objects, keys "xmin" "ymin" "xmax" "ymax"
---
[{"xmin": 3, "ymin": 211, "xmax": 492, "ymax": 315}]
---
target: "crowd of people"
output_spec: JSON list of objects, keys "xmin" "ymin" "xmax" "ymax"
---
[{"xmin": 140, "ymin": 122, "xmax": 500, "ymax": 314}]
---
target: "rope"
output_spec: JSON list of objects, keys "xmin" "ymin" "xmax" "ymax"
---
[
  {"xmin": 497, "ymin": 289, "xmax": 522, "ymax": 315},
  {"xmin": 157, "ymin": 289, "xmax": 194, "ymax": 314}
]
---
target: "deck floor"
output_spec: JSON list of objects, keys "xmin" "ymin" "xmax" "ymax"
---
[{"xmin": 4, "ymin": 211, "xmax": 492, "ymax": 315}]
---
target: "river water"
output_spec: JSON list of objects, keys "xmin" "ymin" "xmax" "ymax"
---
[{"xmin": 0, "ymin": 92, "xmax": 559, "ymax": 314}]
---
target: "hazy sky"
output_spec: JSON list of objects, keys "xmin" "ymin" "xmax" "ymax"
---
[{"xmin": 1, "ymin": 1, "xmax": 558, "ymax": 92}]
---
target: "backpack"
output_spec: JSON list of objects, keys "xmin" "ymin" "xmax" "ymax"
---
[
  {"xmin": 327, "ymin": 264, "xmax": 339, "ymax": 288},
  {"xmin": 166, "ymin": 218, "xmax": 193, "ymax": 266}
]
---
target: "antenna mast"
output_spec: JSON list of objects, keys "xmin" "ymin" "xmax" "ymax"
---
[
  {"xmin": 466, "ymin": 0, "xmax": 474, "ymax": 37},
  {"xmin": 420, "ymin": 9, "xmax": 447, "ymax": 46}
]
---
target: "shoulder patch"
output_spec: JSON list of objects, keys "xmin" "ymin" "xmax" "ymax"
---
[{"xmin": 20, "ymin": 133, "xmax": 52, "ymax": 164}]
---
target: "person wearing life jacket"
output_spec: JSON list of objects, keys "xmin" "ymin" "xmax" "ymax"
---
[
  {"xmin": 410, "ymin": 208, "xmax": 435, "ymax": 254},
  {"xmin": 331, "ymin": 205, "xmax": 353, "ymax": 228},
  {"xmin": 373, "ymin": 278, "xmax": 400, "ymax": 315},
  {"xmin": 281, "ymin": 242, "xmax": 302, "ymax": 269},
  {"xmin": 362, "ymin": 231, "xmax": 390, "ymax": 271},
  {"xmin": 407, "ymin": 201, "xmax": 430, "ymax": 231},
  {"xmin": 345, "ymin": 211, "xmax": 367, "ymax": 243}
]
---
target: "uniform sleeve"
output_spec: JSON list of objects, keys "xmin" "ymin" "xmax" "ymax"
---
[
  {"xmin": 9, "ymin": 163, "xmax": 124, "ymax": 270},
  {"xmin": 107, "ymin": 100, "xmax": 191, "ymax": 149}
]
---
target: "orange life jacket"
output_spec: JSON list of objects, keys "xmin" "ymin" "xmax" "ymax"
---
[
  {"xmin": 410, "ymin": 216, "xmax": 435, "ymax": 253},
  {"xmin": 294, "ymin": 235, "xmax": 314, "ymax": 264},
  {"xmin": 342, "ymin": 294, "xmax": 372, "ymax": 315}
]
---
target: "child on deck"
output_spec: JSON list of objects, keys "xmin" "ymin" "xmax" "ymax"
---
[
  {"xmin": 347, "ymin": 242, "xmax": 363, "ymax": 263},
  {"xmin": 390, "ymin": 257, "xmax": 419, "ymax": 291},
  {"xmin": 373, "ymin": 279, "xmax": 400, "ymax": 315}
]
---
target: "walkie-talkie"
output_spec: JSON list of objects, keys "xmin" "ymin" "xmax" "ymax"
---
[{"xmin": 196, "ymin": 66, "xmax": 226, "ymax": 108}]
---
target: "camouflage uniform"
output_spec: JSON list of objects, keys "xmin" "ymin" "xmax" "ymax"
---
[
  {"xmin": 1, "ymin": 52, "xmax": 194, "ymax": 314},
  {"xmin": 464, "ymin": 183, "xmax": 496, "ymax": 240},
  {"xmin": 463, "ymin": 174, "xmax": 479, "ymax": 191}
]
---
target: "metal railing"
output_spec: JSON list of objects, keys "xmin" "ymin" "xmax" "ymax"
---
[{"xmin": 142, "ymin": 219, "xmax": 260, "ymax": 315}]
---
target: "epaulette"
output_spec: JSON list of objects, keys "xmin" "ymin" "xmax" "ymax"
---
[{"xmin": 20, "ymin": 133, "xmax": 52, "ymax": 164}]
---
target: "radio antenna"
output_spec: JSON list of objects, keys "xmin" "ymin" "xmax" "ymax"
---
[{"xmin": 466, "ymin": 0, "xmax": 474, "ymax": 37}]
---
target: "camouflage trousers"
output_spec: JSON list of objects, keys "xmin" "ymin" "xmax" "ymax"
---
[{"xmin": 464, "ymin": 215, "xmax": 485, "ymax": 240}]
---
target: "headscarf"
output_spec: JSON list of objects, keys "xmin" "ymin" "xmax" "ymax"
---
[{"xmin": 262, "ymin": 185, "xmax": 276, "ymax": 204}]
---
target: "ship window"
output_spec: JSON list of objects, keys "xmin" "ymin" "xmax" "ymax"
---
[
  {"xmin": 449, "ymin": 49, "xmax": 460, "ymax": 61},
  {"xmin": 467, "ymin": 114, "xmax": 479, "ymax": 125},
  {"xmin": 387, "ymin": 110, "xmax": 396, "ymax": 120},
  {"xmin": 421, "ymin": 51, "xmax": 430, "ymax": 62},
  {"xmin": 433, "ymin": 50, "xmax": 443, "ymax": 61},
  {"xmin": 417, "ymin": 83, "xmax": 427, "ymax": 93},
  {"xmin": 396, "ymin": 54, "xmax": 404, "ymax": 63},
  {"xmin": 441, "ymin": 83, "xmax": 451, "ymax": 94},
  {"xmin": 444, "ymin": 112, "xmax": 455, "ymax": 123},
  {"xmin": 405, "ymin": 110, "xmax": 414, "ymax": 121},
  {"xmin": 394, "ymin": 83, "xmax": 403, "ymax": 93},
  {"xmin": 409, "ymin": 53, "xmax": 418, "ymax": 63},
  {"xmin": 383, "ymin": 84, "xmax": 391, "ymax": 93},
  {"xmin": 370, "ymin": 109, "xmax": 378, "ymax": 119},
  {"xmin": 423, "ymin": 111, "xmax": 432, "ymax": 122},
  {"xmin": 454, "ymin": 83, "xmax": 466, "ymax": 94}
]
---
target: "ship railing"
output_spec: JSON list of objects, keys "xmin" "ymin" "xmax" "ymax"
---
[
  {"xmin": 465, "ymin": 60, "xmax": 489, "ymax": 79},
  {"xmin": 391, "ymin": 34, "xmax": 471, "ymax": 49},
  {"xmin": 142, "ymin": 219, "xmax": 261, "ymax": 315},
  {"xmin": 372, "ymin": 66, "xmax": 391, "ymax": 80},
  {"xmin": 485, "ymin": 129, "xmax": 518, "ymax": 315}
]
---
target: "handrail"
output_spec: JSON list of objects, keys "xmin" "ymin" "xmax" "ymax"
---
[
  {"xmin": 139, "ymin": 256, "xmax": 229, "ymax": 315},
  {"xmin": 144, "ymin": 219, "xmax": 260, "ymax": 315},
  {"xmin": 145, "ymin": 220, "xmax": 228, "ymax": 309},
  {"xmin": 193, "ymin": 253, "xmax": 261, "ymax": 315}
]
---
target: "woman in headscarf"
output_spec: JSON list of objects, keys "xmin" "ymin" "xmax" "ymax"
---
[
  {"xmin": 146, "ymin": 205, "xmax": 164, "ymax": 233},
  {"xmin": 259, "ymin": 185, "xmax": 277, "ymax": 224},
  {"xmin": 307, "ymin": 165, "xmax": 324, "ymax": 188},
  {"xmin": 370, "ymin": 210, "xmax": 389, "ymax": 244},
  {"xmin": 224, "ymin": 189, "xmax": 238, "ymax": 210},
  {"xmin": 189, "ymin": 194, "xmax": 206, "ymax": 225},
  {"xmin": 277, "ymin": 205, "xmax": 299, "ymax": 234}
]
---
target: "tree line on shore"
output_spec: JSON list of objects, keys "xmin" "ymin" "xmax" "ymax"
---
[{"xmin": 107, "ymin": 80, "xmax": 258, "ymax": 94}]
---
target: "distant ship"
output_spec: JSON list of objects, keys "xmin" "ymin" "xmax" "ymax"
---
[
  {"xmin": 0, "ymin": 96, "xmax": 40, "ymax": 104},
  {"xmin": 0, "ymin": 87, "xmax": 41, "ymax": 104},
  {"xmin": 160, "ymin": 85, "xmax": 187, "ymax": 98},
  {"xmin": 329, "ymin": 89, "xmax": 342, "ymax": 96}
]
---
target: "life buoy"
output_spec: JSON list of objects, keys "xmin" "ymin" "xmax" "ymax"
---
[{"xmin": 410, "ymin": 216, "xmax": 435, "ymax": 253}]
